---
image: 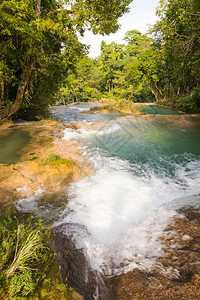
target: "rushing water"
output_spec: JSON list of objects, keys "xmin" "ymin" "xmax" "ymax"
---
[
  {"xmin": 50, "ymin": 103, "xmax": 122, "ymax": 122},
  {"xmin": 0, "ymin": 127, "xmax": 31, "ymax": 164},
  {"xmin": 16, "ymin": 103, "xmax": 200, "ymax": 282}
]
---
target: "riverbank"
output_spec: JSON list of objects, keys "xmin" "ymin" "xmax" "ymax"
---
[
  {"xmin": 87, "ymin": 98, "xmax": 185, "ymax": 116},
  {"xmin": 99, "ymin": 98, "xmax": 143, "ymax": 114},
  {"xmin": 0, "ymin": 119, "xmax": 91, "ymax": 299},
  {"xmin": 0, "ymin": 120, "xmax": 92, "ymax": 212}
]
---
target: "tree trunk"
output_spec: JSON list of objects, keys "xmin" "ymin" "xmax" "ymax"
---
[
  {"xmin": 0, "ymin": 77, "xmax": 4, "ymax": 104},
  {"xmin": 36, "ymin": 0, "xmax": 41, "ymax": 17},
  {"xmin": 7, "ymin": 62, "xmax": 34, "ymax": 118},
  {"xmin": 5, "ymin": 1, "xmax": 41, "ymax": 119},
  {"xmin": 149, "ymin": 86, "xmax": 159, "ymax": 102},
  {"xmin": 75, "ymin": 93, "xmax": 78, "ymax": 102}
]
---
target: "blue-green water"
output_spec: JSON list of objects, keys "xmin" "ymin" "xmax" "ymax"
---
[
  {"xmin": 0, "ymin": 127, "xmax": 31, "ymax": 164},
  {"xmin": 134, "ymin": 104, "xmax": 182, "ymax": 115},
  {"xmin": 91, "ymin": 118, "xmax": 200, "ymax": 176},
  {"xmin": 50, "ymin": 103, "xmax": 182, "ymax": 123},
  {"xmin": 50, "ymin": 103, "xmax": 122, "ymax": 123},
  {"xmin": 59, "ymin": 107, "xmax": 200, "ymax": 274},
  {"xmin": 17, "ymin": 104, "xmax": 200, "ymax": 277}
]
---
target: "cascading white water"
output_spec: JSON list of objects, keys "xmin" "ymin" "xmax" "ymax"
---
[
  {"xmin": 16, "ymin": 105, "xmax": 200, "ymax": 278},
  {"xmin": 54, "ymin": 120, "xmax": 200, "ymax": 276}
]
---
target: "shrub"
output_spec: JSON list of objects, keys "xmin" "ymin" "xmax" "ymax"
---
[
  {"xmin": 38, "ymin": 153, "xmax": 74, "ymax": 167},
  {"xmin": 176, "ymin": 87, "xmax": 200, "ymax": 113},
  {"xmin": 0, "ymin": 215, "xmax": 53, "ymax": 298}
]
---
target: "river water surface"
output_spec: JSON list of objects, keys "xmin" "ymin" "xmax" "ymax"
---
[{"xmin": 16, "ymin": 103, "xmax": 200, "ymax": 298}]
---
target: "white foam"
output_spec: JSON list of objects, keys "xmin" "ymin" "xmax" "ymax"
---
[
  {"xmin": 16, "ymin": 184, "xmax": 28, "ymax": 192},
  {"xmin": 55, "ymin": 147, "xmax": 200, "ymax": 276},
  {"xmin": 63, "ymin": 123, "xmax": 121, "ymax": 142},
  {"xmin": 15, "ymin": 116, "xmax": 200, "ymax": 277},
  {"xmin": 15, "ymin": 190, "xmax": 45, "ymax": 214},
  {"xmin": 67, "ymin": 103, "xmax": 102, "ymax": 112}
]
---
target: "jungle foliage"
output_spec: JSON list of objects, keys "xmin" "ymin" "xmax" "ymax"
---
[
  {"xmin": 55, "ymin": 30, "xmax": 155, "ymax": 104},
  {"xmin": 57, "ymin": 0, "xmax": 200, "ymax": 113},
  {"xmin": 0, "ymin": 0, "xmax": 131, "ymax": 119},
  {"xmin": 1, "ymin": 0, "xmax": 200, "ymax": 118},
  {"xmin": 0, "ymin": 214, "xmax": 51, "ymax": 298},
  {"xmin": 0, "ymin": 212, "xmax": 76, "ymax": 299}
]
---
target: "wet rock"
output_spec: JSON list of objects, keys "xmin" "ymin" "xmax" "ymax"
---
[
  {"xmin": 52, "ymin": 224, "xmax": 114, "ymax": 300},
  {"xmin": 0, "ymin": 121, "xmax": 92, "ymax": 211},
  {"xmin": 108, "ymin": 206, "xmax": 200, "ymax": 300}
]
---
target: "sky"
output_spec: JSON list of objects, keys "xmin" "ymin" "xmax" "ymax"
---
[{"xmin": 80, "ymin": 0, "xmax": 160, "ymax": 58}]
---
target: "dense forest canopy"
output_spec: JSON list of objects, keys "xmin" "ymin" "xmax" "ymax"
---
[
  {"xmin": 0, "ymin": 0, "xmax": 132, "ymax": 119},
  {"xmin": 57, "ymin": 0, "xmax": 200, "ymax": 113},
  {"xmin": 0, "ymin": 0, "xmax": 200, "ymax": 119}
]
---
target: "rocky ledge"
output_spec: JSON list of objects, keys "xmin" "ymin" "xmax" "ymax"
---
[
  {"xmin": 52, "ymin": 202, "xmax": 200, "ymax": 300},
  {"xmin": 0, "ymin": 120, "xmax": 92, "ymax": 212}
]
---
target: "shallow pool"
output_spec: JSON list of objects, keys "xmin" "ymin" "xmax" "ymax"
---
[
  {"xmin": 0, "ymin": 127, "xmax": 31, "ymax": 164},
  {"xmin": 134, "ymin": 104, "xmax": 182, "ymax": 115}
]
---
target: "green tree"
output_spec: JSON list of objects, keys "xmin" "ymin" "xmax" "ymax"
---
[
  {"xmin": 139, "ymin": 46, "xmax": 164, "ymax": 101},
  {"xmin": 56, "ymin": 56, "xmax": 102, "ymax": 103},
  {"xmin": 123, "ymin": 30, "xmax": 154, "ymax": 101},
  {"xmin": 124, "ymin": 30, "xmax": 151, "ymax": 56},
  {"xmin": 99, "ymin": 41, "xmax": 125, "ymax": 93},
  {"xmin": 192, "ymin": 0, "xmax": 200, "ymax": 10},
  {"xmin": 0, "ymin": 0, "xmax": 132, "ymax": 119},
  {"xmin": 153, "ymin": 0, "xmax": 200, "ymax": 107}
]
